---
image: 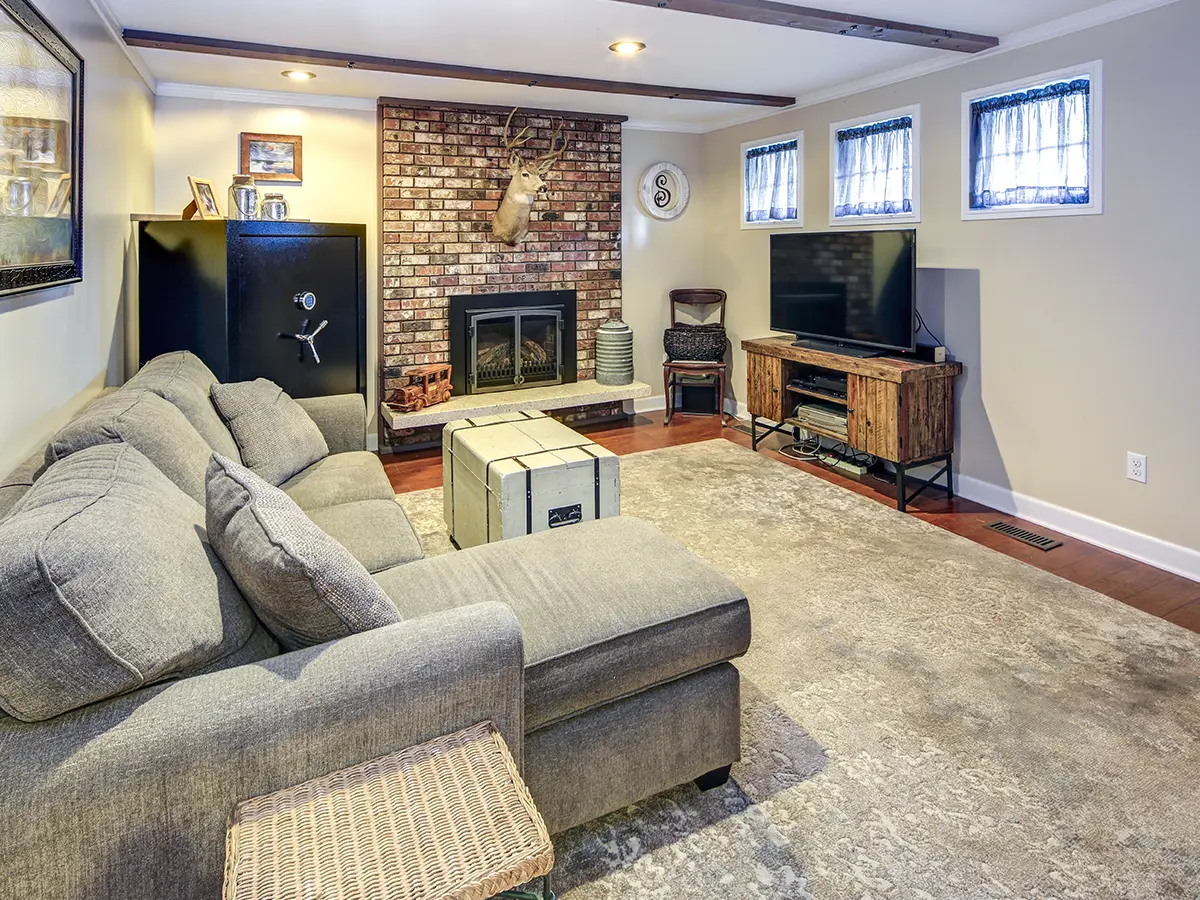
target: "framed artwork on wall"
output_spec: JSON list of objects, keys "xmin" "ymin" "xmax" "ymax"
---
[
  {"xmin": 0, "ymin": 0, "xmax": 84, "ymax": 298},
  {"xmin": 240, "ymin": 133, "xmax": 303, "ymax": 183}
]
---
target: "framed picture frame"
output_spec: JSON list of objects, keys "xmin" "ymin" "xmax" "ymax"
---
[
  {"xmin": 186, "ymin": 176, "xmax": 223, "ymax": 220},
  {"xmin": 46, "ymin": 174, "xmax": 71, "ymax": 217},
  {"xmin": 240, "ymin": 132, "xmax": 303, "ymax": 183},
  {"xmin": 0, "ymin": 0, "xmax": 84, "ymax": 298}
]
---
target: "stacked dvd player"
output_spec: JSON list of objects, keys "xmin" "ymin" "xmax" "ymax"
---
[{"xmin": 790, "ymin": 401, "xmax": 849, "ymax": 440}]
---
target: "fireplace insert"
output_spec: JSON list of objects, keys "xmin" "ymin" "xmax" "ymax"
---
[{"xmin": 449, "ymin": 291, "xmax": 577, "ymax": 396}]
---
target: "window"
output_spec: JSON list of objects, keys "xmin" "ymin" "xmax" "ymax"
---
[
  {"xmin": 741, "ymin": 132, "xmax": 803, "ymax": 229},
  {"xmin": 963, "ymin": 61, "xmax": 1102, "ymax": 220},
  {"xmin": 831, "ymin": 106, "xmax": 920, "ymax": 225}
]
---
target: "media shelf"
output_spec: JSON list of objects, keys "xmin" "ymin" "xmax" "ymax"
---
[{"xmin": 742, "ymin": 336, "xmax": 964, "ymax": 512}]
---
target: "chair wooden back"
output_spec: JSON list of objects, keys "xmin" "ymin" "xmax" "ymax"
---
[{"xmin": 669, "ymin": 289, "xmax": 727, "ymax": 327}]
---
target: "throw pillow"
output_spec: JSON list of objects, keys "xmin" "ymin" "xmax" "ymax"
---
[
  {"xmin": 210, "ymin": 379, "xmax": 329, "ymax": 485},
  {"xmin": 205, "ymin": 454, "xmax": 402, "ymax": 651},
  {"xmin": 0, "ymin": 444, "xmax": 275, "ymax": 723}
]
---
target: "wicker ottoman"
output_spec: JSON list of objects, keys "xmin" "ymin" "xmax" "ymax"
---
[{"xmin": 223, "ymin": 722, "xmax": 555, "ymax": 900}]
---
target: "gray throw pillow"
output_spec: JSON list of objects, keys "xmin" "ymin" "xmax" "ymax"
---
[
  {"xmin": 210, "ymin": 379, "xmax": 329, "ymax": 485},
  {"xmin": 0, "ymin": 444, "xmax": 274, "ymax": 723},
  {"xmin": 205, "ymin": 454, "xmax": 402, "ymax": 651}
]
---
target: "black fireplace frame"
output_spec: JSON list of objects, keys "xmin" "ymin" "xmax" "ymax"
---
[{"xmin": 449, "ymin": 290, "xmax": 578, "ymax": 396}]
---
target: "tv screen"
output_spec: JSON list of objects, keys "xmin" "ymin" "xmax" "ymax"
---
[{"xmin": 770, "ymin": 230, "xmax": 916, "ymax": 353}]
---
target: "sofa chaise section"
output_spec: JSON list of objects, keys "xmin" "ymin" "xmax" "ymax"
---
[{"xmin": 375, "ymin": 516, "xmax": 751, "ymax": 833}]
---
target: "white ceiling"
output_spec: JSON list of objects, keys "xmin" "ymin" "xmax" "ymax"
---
[{"xmin": 104, "ymin": 0, "xmax": 1160, "ymax": 130}]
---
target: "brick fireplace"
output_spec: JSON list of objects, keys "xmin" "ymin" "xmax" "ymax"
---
[{"xmin": 378, "ymin": 100, "xmax": 625, "ymax": 449}]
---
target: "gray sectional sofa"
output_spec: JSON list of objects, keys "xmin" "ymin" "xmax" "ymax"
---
[{"xmin": 0, "ymin": 352, "xmax": 751, "ymax": 900}]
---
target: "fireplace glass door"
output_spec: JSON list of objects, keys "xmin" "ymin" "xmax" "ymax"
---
[{"xmin": 469, "ymin": 307, "xmax": 562, "ymax": 394}]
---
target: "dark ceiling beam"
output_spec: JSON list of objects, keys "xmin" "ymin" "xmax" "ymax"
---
[
  {"xmin": 607, "ymin": 0, "xmax": 1000, "ymax": 53},
  {"xmin": 122, "ymin": 30, "xmax": 796, "ymax": 107}
]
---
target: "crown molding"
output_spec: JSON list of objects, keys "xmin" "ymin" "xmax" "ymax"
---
[
  {"xmin": 623, "ymin": 119, "xmax": 708, "ymax": 134},
  {"xmin": 87, "ymin": 0, "xmax": 157, "ymax": 92},
  {"xmin": 701, "ymin": 0, "xmax": 1185, "ymax": 134},
  {"xmin": 155, "ymin": 82, "xmax": 378, "ymax": 112}
]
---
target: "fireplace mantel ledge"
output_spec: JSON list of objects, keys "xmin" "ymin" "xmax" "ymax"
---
[{"xmin": 381, "ymin": 379, "xmax": 653, "ymax": 431}]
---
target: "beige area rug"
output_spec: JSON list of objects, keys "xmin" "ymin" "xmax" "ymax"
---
[{"xmin": 397, "ymin": 439, "xmax": 1200, "ymax": 899}]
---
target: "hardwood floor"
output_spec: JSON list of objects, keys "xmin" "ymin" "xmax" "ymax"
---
[{"xmin": 382, "ymin": 412, "xmax": 1200, "ymax": 635}]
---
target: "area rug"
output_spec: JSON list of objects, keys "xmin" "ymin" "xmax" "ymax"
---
[{"xmin": 397, "ymin": 439, "xmax": 1200, "ymax": 899}]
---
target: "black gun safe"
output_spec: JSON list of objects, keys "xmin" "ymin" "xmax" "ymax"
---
[{"xmin": 138, "ymin": 220, "xmax": 367, "ymax": 399}]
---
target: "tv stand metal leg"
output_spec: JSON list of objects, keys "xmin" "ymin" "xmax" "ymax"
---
[
  {"xmin": 751, "ymin": 416, "xmax": 758, "ymax": 450},
  {"xmin": 946, "ymin": 455, "xmax": 955, "ymax": 499},
  {"xmin": 897, "ymin": 465, "xmax": 908, "ymax": 513}
]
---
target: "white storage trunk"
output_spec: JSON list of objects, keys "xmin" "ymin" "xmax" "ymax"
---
[{"xmin": 443, "ymin": 411, "xmax": 620, "ymax": 549}]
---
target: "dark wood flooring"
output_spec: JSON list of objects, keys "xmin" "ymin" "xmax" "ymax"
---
[{"xmin": 382, "ymin": 412, "xmax": 1200, "ymax": 635}]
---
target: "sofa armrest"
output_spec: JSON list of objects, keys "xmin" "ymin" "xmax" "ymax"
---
[
  {"xmin": 296, "ymin": 393, "xmax": 367, "ymax": 453},
  {"xmin": 0, "ymin": 602, "xmax": 523, "ymax": 900}
]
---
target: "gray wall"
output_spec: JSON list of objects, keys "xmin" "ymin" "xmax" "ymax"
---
[{"xmin": 698, "ymin": 1, "xmax": 1200, "ymax": 554}]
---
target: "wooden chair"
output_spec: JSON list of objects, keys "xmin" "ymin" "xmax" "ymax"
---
[{"xmin": 664, "ymin": 289, "xmax": 728, "ymax": 426}]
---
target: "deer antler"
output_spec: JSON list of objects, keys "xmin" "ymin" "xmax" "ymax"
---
[
  {"xmin": 502, "ymin": 107, "xmax": 535, "ymax": 157},
  {"xmin": 535, "ymin": 119, "xmax": 569, "ymax": 175}
]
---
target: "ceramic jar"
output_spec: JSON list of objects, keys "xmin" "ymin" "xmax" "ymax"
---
[{"xmin": 595, "ymin": 319, "xmax": 634, "ymax": 386}]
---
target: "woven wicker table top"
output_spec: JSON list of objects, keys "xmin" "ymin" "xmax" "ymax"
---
[{"xmin": 223, "ymin": 722, "xmax": 554, "ymax": 900}]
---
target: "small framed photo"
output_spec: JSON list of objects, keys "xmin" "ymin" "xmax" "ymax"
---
[
  {"xmin": 240, "ymin": 132, "xmax": 302, "ymax": 183},
  {"xmin": 187, "ymin": 176, "xmax": 223, "ymax": 219},
  {"xmin": 46, "ymin": 174, "xmax": 71, "ymax": 217}
]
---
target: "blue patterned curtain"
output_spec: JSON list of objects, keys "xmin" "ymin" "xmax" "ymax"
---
[
  {"xmin": 834, "ymin": 116, "xmax": 913, "ymax": 219},
  {"xmin": 745, "ymin": 140, "xmax": 798, "ymax": 223},
  {"xmin": 970, "ymin": 79, "xmax": 1090, "ymax": 209}
]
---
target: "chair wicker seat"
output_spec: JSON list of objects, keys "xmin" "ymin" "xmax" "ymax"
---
[{"xmin": 223, "ymin": 722, "xmax": 555, "ymax": 900}]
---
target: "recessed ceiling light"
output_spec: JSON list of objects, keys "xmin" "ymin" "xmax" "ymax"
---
[
  {"xmin": 609, "ymin": 41, "xmax": 646, "ymax": 55},
  {"xmin": 282, "ymin": 70, "xmax": 317, "ymax": 82}
]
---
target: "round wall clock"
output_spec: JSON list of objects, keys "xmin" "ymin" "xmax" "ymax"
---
[{"xmin": 639, "ymin": 162, "xmax": 690, "ymax": 221}]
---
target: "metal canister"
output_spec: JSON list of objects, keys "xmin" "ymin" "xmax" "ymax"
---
[
  {"xmin": 595, "ymin": 319, "xmax": 635, "ymax": 386},
  {"xmin": 6, "ymin": 175, "xmax": 34, "ymax": 216},
  {"xmin": 228, "ymin": 175, "xmax": 259, "ymax": 220},
  {"xmin": 260, "ymin": 193, "xmax": 290, "ymax": 221}
]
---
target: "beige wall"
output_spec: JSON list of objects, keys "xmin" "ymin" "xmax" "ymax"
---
[
  {"xmin": 152, "ymin": 97, "xmax": 380, "ymax": 432},
  {"xmin": 621, "ymin": 129, "xmax": 707, "ymax": 402},
  {"xmin": 0, "ymin": 1, "xmax": 154, "ymax": 477},
  {"xmin": 698, "ymin": 1, "xmax": 1200, "ymax": 556}
]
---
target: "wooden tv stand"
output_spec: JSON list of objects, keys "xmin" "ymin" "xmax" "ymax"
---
[{"xmin": 742, "ymin": 336, "xmax": 964, "ymax": 512}]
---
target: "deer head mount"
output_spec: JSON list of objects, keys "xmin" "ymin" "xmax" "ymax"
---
[{"xmin": 491, "ymin": 108, "xmax": 569, "ymax": 248}]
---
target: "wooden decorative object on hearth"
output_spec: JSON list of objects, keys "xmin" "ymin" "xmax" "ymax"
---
[
  {"xmin": 387, "ymin": 364, "xmax": 453, "ymax": 413},
  {"xmin": 663, "ymin": 289, "xmax": 729, "ymax": 426}
]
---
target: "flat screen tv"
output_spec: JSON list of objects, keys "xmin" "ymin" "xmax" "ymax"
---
[{"xmin": 770, "ymin": 229, "xmax": 916, "ymax": 354}]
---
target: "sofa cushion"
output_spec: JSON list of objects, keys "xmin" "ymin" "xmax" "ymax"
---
[
  {"xmin": 210, "ymin": 379, "xmax": 330, "ymax": 486},
  {"xmin": 307, "ymin": 500, "xmax": 425, "ymax": 573},
  {"xmin": 46, "ymin": 389, "xmax": 213, "ymax": 503},
  {"xmin": 374, "ymin": 516, "xmax": 750, "ymax": 730},
  {"xmin": 0, "ymin": 448, "xmax": 47, "ymax": 520},
  {"xmin": 0, "ymin": 444, "xmax": 274, "ymax": 723},
  {"xmin": 206, "ymin": 455, "xmax": 402, "ymax": 651},
  {"xmin": 127, "ymin": 351, "xmax": 241, "ymax": 460},
  {"xmin": 280, "ymin": 452, "xmax": 396, "ymax": 510}
]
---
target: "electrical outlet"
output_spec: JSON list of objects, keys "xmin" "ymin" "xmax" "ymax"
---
[{"xmin": 1127, "ymin": 452, "xmax": 1147, "ymax": 484}]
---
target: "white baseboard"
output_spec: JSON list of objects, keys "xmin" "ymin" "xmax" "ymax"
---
[
  {"xmin": 632, "ymin": 395, "xmax": 749, "ymax": 419},
  {"xmin": 956, "ymin": 475, "xmax": 1200, "ymax": 583},
  {"xmin": 366, "ymin": 433, "xmax": 379, "ymax": 453}
]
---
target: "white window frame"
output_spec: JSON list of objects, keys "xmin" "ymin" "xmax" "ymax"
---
[
  {"xmin": 961, "ymin": 60, "xmax": 1103, "ymax": 221},
  {"xmin": 829, "ymin": 104, "xmax": 921, "ymax": 227},
  {"xmin": 740, "ymin": 130, "xmax": 804, "ymax": 230}
]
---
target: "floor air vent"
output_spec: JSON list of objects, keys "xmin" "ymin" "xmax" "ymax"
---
[{"xmin": 985, "ymin": 521, "xmax": 1063, "ymax": 551}]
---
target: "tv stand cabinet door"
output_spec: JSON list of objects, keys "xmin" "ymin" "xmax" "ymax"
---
[
  {"xmin": 747, "ymin": 353, "xmax": 785, "ymax": 422},
  {"xmin": 848, "ymin": 375, "xmax": 900, "ymax": 461}
]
